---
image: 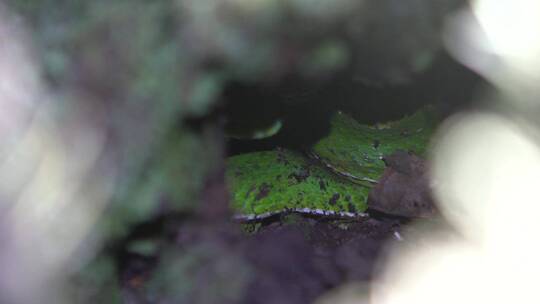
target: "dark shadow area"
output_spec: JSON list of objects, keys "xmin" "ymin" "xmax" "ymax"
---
[{"xmin": 225, "ymin": 51, "xmax": 489, "ymax": 156}]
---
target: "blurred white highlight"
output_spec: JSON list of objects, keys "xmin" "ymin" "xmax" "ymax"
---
[
  {"xmin": 366, "ymin": 0, "xmax": 540, "ymax": 303},
  {"xmin": 369, "ymin": 113, "xmax": 540, "ymax": 304},
  {"xmin": 432, "ymin": 113, "xmax": 540, "ymax": 242},
  {"xmin": 473, "ymin": 0, "xmax": 540, "ymax": 65},
  {"xmin": 444, "ymin": 0, "xmax": 540, "ymax": 98},
  {"xmin": 0, "ymin": 5, "xmax": 113, "ymax": 304}
]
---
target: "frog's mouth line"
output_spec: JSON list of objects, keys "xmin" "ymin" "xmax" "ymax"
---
[
  {"xmin": 232, "ymin": 207, "xmax": 369, "ymax": 222},
  {"xmin": 305, "ymin": 150, "xmax": 379, "ymax": 187}
]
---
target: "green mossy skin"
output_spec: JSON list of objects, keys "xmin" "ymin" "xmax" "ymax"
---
[
  {"xmin": 311, "ymin": 107, "xmax": 437, "ymax": 182},
  {"xmin": 227, "ymin": 150, "xmax": 369, "ymax": 217}
]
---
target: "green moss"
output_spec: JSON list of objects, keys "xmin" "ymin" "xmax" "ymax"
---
[{"xmin": 227, "ymin": 149, "xmax": 369, "ymax": 217}]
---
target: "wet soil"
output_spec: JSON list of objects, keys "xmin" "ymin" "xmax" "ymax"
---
[{"xmin": 118, "ymin": 213, "xmax": 409, "ymax": 304}]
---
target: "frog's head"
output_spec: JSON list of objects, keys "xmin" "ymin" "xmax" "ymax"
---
[
  {"xmin": 400, "ymin": 187, "xmax": 438, "ymax": 218},
  {"xmin": 367, "ymin": 165, "xmax": 438, "ymax": 219}
]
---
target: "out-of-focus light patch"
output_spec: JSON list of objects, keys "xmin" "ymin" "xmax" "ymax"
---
[
  {"xmin": 444, "ymin": 1, "xmax": 540, "ymax": 99},
  {"xmin": 0, "ymin": 5, "xmax": 41, "ymax": 208},
  {"xmin": 0, "ymin": 5, "xmax": 114, "ymax": 304},
  {"xmin": 364, "ymin": 112, "xmax": 540, "ymax": 304},
  {"xmin": 8, "ymin": 99, "xmax": 110, "ymax": 255},
  {"xmin": 473, "ymin": 0, "xmax": 540, "ymax": 64},
  {"xmin": 429, "ymin": 113, "xmax": 508, "ymax": 240},
  {"xmin": 431, "ymin": 112, "xmax": 540, "ymax": 242},
  {"xmin": 0, "ymin": 6, "xmax": 43, "ymax": 159},
  {"xmin": 435, "ymin": 113, "xmax": 540, "ymax": 297},
  {"xmin": 0, "ymin": 97, "xmax": 113, "ymax": 303},
  {"xmin": 473, "ymin": 0, "xmax": 540, "ymax": 95},
  {"xmin": 2, "ymin": 107, "xmax": 107, "ymax": 301},
  {"xmin": 373, "ymin": 241, "xmax": 484, "ymax": 304}
]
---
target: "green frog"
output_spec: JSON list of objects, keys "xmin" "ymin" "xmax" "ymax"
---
[
  {"xmin": 309, "ymin": 108, "xmax": 436, "ymax": 184},
  {"xmin": 226, "ymin": 107, "xmax": 438, "ymax": 221}
]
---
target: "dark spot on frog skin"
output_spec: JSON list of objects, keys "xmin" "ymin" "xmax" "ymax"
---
[
  {"xmin": 319, "ymin": 180, "xmax": 326, "ymax": 191},
  {"xmin": 276, "ymin": 174, "xmax": 282, "ymax": 181},
  {"xmin": 348, "ymin": 203, "xmax": 357, "ymax": 213},
  {"xmin": 255, "ymin": 183, "xmax": 271, "ymax": 201},
  {"xmin": 235, "ymin": 170, "xmax": 243, "ymax": 177},
  {"xmin": 372, "ymin": 139, "xmax": 380, "ymax": 149},
  {"xmin": 289, "ymin": 168, "xmax": 310, "ymax": 183},
  {"xmin": 328, "ymin": 193, "xmax": 340, "ymax": 205},
  {"xmin": 344, "ymin": 195, "xmax": 351, "ymax": 202}
]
